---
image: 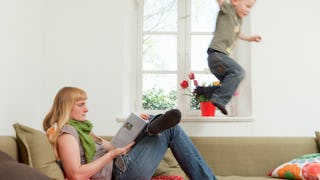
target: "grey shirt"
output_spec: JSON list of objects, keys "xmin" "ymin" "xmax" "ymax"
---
[
  {"xmin": 61, "ymin": 125, "xmax": 113, "ymax": 180},
  {"xmin": 209, "ymin": 1, "xmax": 242, "ymax": 55}
]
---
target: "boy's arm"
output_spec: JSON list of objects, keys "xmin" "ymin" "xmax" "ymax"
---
[
  {"xmin": 238, "ymin": 33, "xmax": 262, "ymax": 42},
  {"xmin": 216, "ymin": 0, "xmax": 224, "ymax": 6}
]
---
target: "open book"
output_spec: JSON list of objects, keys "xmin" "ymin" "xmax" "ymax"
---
[{"xmin": 111, "ymin": 113, "xmax": 148, "ymax": 148}]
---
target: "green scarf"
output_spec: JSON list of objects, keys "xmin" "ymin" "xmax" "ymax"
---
[{"xmin": 69, "ymin": 119, "xmax": 95, "ymax": 163}]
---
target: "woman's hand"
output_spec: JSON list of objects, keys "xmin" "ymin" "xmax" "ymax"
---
[
  {"xmin": 108, "ymin": 141, "xmax": 135, "ymax": 159},
  {"xmin": 101, "ymin": 140, "xmax": 114, "ymax": 151},
  {"xmin": 140, "ymin": 114, "xmax": 150, "ymax": 121}
]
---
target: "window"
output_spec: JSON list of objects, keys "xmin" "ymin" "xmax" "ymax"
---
[{"xmin": 136, "ymin": 0, "xmax": 252, "ymax": 118}]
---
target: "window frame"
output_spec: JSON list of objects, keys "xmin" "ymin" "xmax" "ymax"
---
[{"xmin": 135, "ymin": 0, "xmax": 253, "ymax": 118}]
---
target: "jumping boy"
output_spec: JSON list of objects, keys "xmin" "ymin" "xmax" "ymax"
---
[{"xmin": 206, "ymin": 0, "xmax": 261, "ymax": 115}]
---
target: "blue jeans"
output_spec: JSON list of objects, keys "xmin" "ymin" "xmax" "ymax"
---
[
  {"xmin": 207, "ymin": 49, "xmax": 245, "ymax": 105},
  {"xmin": 112, "ymin": 122, "xmax": 217, "ymax": 180}
]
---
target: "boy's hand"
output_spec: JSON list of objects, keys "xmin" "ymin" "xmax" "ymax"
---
[
  {"xmin": 239, "ymin": 33, "xmax": 261, "ymax": 42},
  {"xmin": 250, "ymin": 35, "xmax": 262, "ymax": 42}
]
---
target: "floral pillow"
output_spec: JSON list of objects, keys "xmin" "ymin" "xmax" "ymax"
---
[{"xmin": 269, "ymin": 153, "xmax": 320, "ymax": 180}]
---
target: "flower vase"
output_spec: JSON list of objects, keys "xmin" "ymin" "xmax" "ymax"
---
[{"xmin": 200, "ymin": 102, "xmax": 216, "ymax": 116}]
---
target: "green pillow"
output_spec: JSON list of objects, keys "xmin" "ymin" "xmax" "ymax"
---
[{"xmin": 13, "ymin": 123, "xmax": 64, "ymax": 180}]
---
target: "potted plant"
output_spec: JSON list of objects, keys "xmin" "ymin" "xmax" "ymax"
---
[{"xmin": 180, "ymin": 73, "xmax": 220, "ymax": 116}]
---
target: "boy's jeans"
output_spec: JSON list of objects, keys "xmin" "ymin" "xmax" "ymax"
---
[
  {"xmin": 207, "ymin": 49, "xmax": 245, "ymax": 105},
  {"xmin": 112, "ymin": 125, "xmax": 217, "ymax": 180}
]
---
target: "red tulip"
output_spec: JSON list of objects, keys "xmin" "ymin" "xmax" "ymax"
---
[
  {"xmin": 180, "ymin": 80, "xmax": 189, "ymax": 89},
  {"xmin": 188, "ymin": 73, "xmax": 195, "ymax": 80}
]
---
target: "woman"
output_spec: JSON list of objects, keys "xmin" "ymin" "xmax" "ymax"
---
[{"xmin": 43, "ymin": 86, "xmax": 217, "ymax": 180}]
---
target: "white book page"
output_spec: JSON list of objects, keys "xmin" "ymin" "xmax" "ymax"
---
[{"xmin": 111, "ymin": 113, "xmax": 148, "ymax": 148}]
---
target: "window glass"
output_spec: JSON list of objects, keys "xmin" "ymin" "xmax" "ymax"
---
[
  {"xmin": 191, "ymin": 35, "xmax": 213, "ymax": 71},
  {"xmin": 144, "ymin": 0, "xmax": 177, "ymax": 32},
  {"xmin": 142, "ymin": 74, "xmax": 177, "ymax": 110},
  {"xmin": 143, "ymin": 35, "xmax": 177, "ymax": 71},
  {"xmin": 140, "ymin": 0, "xmax": 224, "ymax": 114},
  {"xmin": 191, "ymin": 0, "xmax": 219, "ymax": 32}
]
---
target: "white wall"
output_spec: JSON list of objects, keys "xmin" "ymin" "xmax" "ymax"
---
[
  {"xmin": 1, "ymin": 0, "xmax": 320, "ymax": 137},
  {"xmin": 40, "ymin": 0, "xmax": 126, "ymax": 136},
  {"xmin": 0, "ymin": 0, "xmax": 44, "ymax": 135},
  {"xmin": 252, "ymin": 0, "xmax": 320, "ymax": 136}
]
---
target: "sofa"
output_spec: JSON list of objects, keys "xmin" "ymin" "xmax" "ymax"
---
[{"xmin": 1, "ymin": 123, "xmax": 320, "ymax": 180}]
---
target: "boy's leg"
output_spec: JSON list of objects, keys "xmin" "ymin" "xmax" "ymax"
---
[{"xmin": 207, "ymin": 51, "xmax": 245, "ymax": 114}]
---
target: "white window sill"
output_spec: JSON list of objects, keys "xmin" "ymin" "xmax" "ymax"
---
[
  {"xmin": 116, "ymin": 115, "xmax": 254, "ymax": 123},
  {"xmin": 181, "ymin": 116, "xmax": 254, "ymax": 122}
]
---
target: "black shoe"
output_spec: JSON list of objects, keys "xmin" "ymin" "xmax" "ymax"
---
[
  {"xmin": 148, "ymin": 109, "xmax": 181, "ymax": 134},
  {"xmin": 193, "ymin": 86, "xmax": 220, "ymax": 100},
  {"xmin": 213, "ymin": 102, "xmax": 228, "ymax": 115}
]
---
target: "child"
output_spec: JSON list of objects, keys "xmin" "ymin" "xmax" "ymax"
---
[{"xmin": 207, "ymin": 0, "xmax": 261, "ymax": 115}]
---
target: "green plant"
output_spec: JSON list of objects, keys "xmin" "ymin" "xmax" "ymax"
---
[{"xmin": 142, "ymin": 88, "xmax": 177, "ymax": 110}]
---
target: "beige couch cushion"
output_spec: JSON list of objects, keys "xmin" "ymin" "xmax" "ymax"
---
[
  {"xmin": 13, "ymin": 123, "xmax": 64, "ymax": 180},
  {"xmin": 315, "ymin": 131, "xmax": 320, "ymax": 149},
  {"xmin": 0, "ymin": 150, "xmax": 16, "ymax": 161},
  {"xmin": 191, "ymin": 137, "xmax": 318, "ymax": 176},
  {"xmin": 0, "ymin": 136, "xmax": 19, "ymax": 160}
]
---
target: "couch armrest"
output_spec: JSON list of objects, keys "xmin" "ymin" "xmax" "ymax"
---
[{"xmin": 0, "ymin": 136, "xmax": 19, "ymax": 160}]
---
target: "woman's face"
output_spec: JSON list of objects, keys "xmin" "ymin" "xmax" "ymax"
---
[{"xmin": 70, "ymin": 99, "xmax": 88, "ymax": 121}]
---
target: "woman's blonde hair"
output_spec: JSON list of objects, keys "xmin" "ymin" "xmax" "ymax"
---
[{"xmin": 43, "ymin": 87, "xmax": 87, "ymax": 156}]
